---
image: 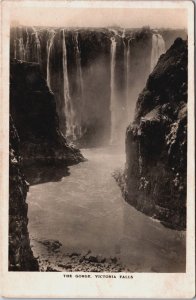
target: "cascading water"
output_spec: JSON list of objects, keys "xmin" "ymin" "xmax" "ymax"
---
[
  {"xmin": 125, "ymin": 38, "xmax": 131, "ymax": 119},
  {"xmin": 151, "ymin": 33, "xmax": 166, "ymax": 71},
  {"xmin": 14, "ymin": 39, "xmax": 17, "ymax": 59},
  {"xmin": 110, "ymin": 36, "xmax": 117, "ymax": 144},
  {"xmin": 18, "ymin": 37, "xmax": 26, "ymax": 60},
  {"xmin": 62, "ymin": 29, "xmax": 76, "ymax": 140},
  {"xmin": 122, "ymin": 29, "xmax": 127, "ymax": 104},
  {"xmin": 25, "ymin": 27, "xmax": 30, "ymax": 61},
  {"xmin": 10, "ymin": 26, "xmax": 172, "ymax": 146},
  {"xmin": 13, "ymin": 27, "xmax": 41, "ymax": 63},
  {"xmin": 75, "ymin": 32, "xmax": 83, "ymax": 97},
  {"xmin": 110, "ymin": 29, "xmax": 133, "ymax": 144},
  {"xmin": 122, "ymin": 29, "xmax": 132, "ymax": 118},
  {"xmin": 74, "ymin": 32, "xmax": 83, "ymax": 139},
  {"xmin": 46, "ymin": 30, "xmax": 55, "ymax": 91},
  {"xmin": 32, "ymin": 27, "xmax": 41, "ymax": 63}
]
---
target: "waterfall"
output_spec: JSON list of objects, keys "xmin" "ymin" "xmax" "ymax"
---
[
  {"xmin": 14, "ymin": 39, "xmax": 16, "ymax": 59},
  {"xmin": 125, "ymin": 39, "xmax": 131, "ymax": 119},
  {"xmin": 25, "ymin": 27, "xmax": 30, "ymax": 61},
  {"xmin": 18, "ymin": 37, "xmax": 26, "ymax": 60},
  {"xmin": 62, "ymin": 29, "xmax": 75, "ymax": 140},
  {"xmin": 13, "ymin": 27, "xmax": 41, "ymax": 63},
  {"xmin": 74, "ymin": 32, "xmax": 83, "ymax": 138},
  {"xmin": 151, "ymin": 33, "xmax": 165, "ymax": 71},
  {"xmin": 75, "ymin": 32, "xmax": 83, "ymax": 96},
  {"xmin": 122, "ymin": 28, "xmax": 132, "ymax": 125},
  {"xmin": 46, "ymin": 30, "xmax": 55, "ymax": 91},
  {"xmin": 32, "ymin": 27, "xmax": 41, "ymax": 63},
  {"xmin": 14, "ymin": 28, "xmax": 28, "ymax": 61},
  {"xmin": 110, "ymin": 36, "xmax": 117, "ymax": 144}
]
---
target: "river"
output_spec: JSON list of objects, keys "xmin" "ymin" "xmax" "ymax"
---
[{"xmin": 27, "ymin": 147, "xmax": 186, "ymax": 272}]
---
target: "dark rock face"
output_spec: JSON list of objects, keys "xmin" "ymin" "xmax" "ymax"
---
[
  {"xmin": 119, "ymin": 38, "xmax": 187, "ymax": 230},
  {"xmin": 9, "ymin": 116, "xmax": 39, "ymax": 271},
  {"xmin": 10, "ymin": 59, "xmax": 84, "ymax": 166},
  {"xmin": 9, "ymin": 59, "xmax": 84, "ymax": 271}
]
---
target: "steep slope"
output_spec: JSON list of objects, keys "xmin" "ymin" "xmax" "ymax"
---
[{"xmin": 116, "ymin": 38, "xmax": 187, "ymax": 230}]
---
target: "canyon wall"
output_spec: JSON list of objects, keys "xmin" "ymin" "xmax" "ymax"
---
[
  {"xmin": 10, "ymin": 27, "xmax": 186, "ymax": 146},
  {"xmin": 9, "ymin": 116, "xmax": 39, "ymax": 270},
  {"xmin": 10, "ymin": 59, "xmax": 84, "ymax": 166},
  {"xmin": 9, "ymin": 60, "xmax": 84, "ymax": 269},
  {"xmin": 117, "ymin": 38, "xmax": 187, "ymax": 230}
]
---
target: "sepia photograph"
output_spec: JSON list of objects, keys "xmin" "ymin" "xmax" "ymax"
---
[{"xmin": 1, "ymin": 0, "xmax": 195, "ymax": 298}]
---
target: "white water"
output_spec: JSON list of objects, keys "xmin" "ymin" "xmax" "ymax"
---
[
  {"xmin": 110, "ymin": 30, "xmax": 133, "ymax": 143},
  {"xmin": 18, "ymin": 37, "xmax": 26, "ymax": 60},
  {"xmin": 74, "ymin": 32, "xmax": 83, "ymax": 139},
  {"xmin": 75, "ymin": 32, "xmax": 83, "ymax": 97},
  {"xmin": 125, "ymin": 38, "xmax": 132, "ymax": 122},
  {"xmin": 32, "ymin": 27, "xmax": 41, "ymax": 64},
  {"xmin": 27, "ymin": 147, "xmax": 186, "ymax": 272},
  {"xmin": 110, "ymin": 37, "xmax": 117, "ymax": 144},
  {"xmin": 62, "ymin": 29, "xmax": 76, "ymax": 140},
  {"xmin": 13, "ymin": 27, "xmax": 41, "ymax": 63},
  {"xmin": 14, "ymin": 39, "xmax": 17, "ymax": 59},
  {"xmin": 151, "ymin": 33, "xmax": 166, "ymax": 71},
  {"xmin": 46, "ymin": 30, "xmax": 55, "ymax": 91}
]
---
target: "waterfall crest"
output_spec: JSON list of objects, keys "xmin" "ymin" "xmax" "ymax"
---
[{"xmin": 151, "ymin": 33, "xmax": 166, "ymax": 71}]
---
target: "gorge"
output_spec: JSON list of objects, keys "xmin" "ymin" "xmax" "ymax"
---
[{"xmin": 9, "ymin": 26, "xmax": 187, "ymax": 272}]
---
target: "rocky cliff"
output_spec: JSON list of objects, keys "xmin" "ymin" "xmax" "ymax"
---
[
  {"xmin": 116, "ymin": 38, "xmax": 187, "ymax": 230},
  {"xmin": 9, "ymin": 59, "xmax": 84, "ymax": 270},
  {"xmin": 10, "ymin": 59, "xmax": 84, "ymax": 166},
  {"xmin": 9, "ymin": 116, "xmax": 39, "ymax": 270}
]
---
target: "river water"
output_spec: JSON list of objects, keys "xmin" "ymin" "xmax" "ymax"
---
[{"xmin": 27, "ymin": 147, "xmax": 186, "ymax": 272}]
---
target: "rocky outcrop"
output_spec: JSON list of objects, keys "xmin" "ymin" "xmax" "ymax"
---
[
  {"xmin": 9, "ymin": 116, "xmax": 39, "ymax": 271},
  {"xmin": 10, "ymin": 59, "xmax": 84, "ymax": 166},
  {"xmin": 117, "ymin": 38, "xmax": 187, "ymax": 230}
]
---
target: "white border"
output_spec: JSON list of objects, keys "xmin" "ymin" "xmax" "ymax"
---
[{"xmin": 0, "ymin": 1, "xmax": 195, "ymax": 298}]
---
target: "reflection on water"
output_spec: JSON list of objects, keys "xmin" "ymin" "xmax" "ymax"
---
[{"xmin": 27, "ymin": 147, "xmax": 186, "ymax": 272}]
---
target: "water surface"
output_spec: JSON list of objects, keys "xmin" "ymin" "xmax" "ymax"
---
[{"xmin": 27, "ymin": 147, "xmax": 186, "ymax": 272}]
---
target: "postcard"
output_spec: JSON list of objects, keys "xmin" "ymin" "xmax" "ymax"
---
[{"xmin": 0, "ymin": 0, "xmax": 195, "ymax": 298}]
